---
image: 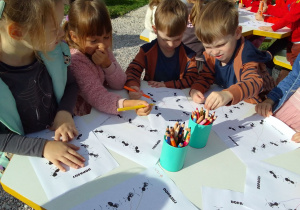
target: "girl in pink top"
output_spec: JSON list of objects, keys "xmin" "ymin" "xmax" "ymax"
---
[{"xmin": 64, "ymin": 0, "xmax": 153, "ymax": 116}]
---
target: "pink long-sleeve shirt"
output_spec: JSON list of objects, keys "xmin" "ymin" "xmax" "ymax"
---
[{"xmin": 69, "ymin": 48, "xmax": 126, "ymax": 115}]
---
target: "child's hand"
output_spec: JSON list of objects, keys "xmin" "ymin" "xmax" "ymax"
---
[
  {"xmin": 50, "ymin": 110, "xmax": 78, "ymax": 142},
  {"xmin": 205, "ymin": 91, "xmax": 233, "ymax": 110},
  {"xmin": 123, "ymin": 99, "xmax": 153, "ymax": 116},
  {"xmin": 43, "ymin": 141, "xmax": 85, "ymax": 172},
  {"xmin": 245, "ymin": 6, "xmax": 252, "ymax": 11},
  {"xmin": 292, "ymin": 132, "xmax": 300, "ymax": 143},
  {"xmin": 128, "ymin": 86, "xmax": 143, "ymax": 99},
  {"xmin": 92, "ymin": 43, "xmax": 112, "ymax": 68},
  {"xmin": 259, "ymin": 26, "xmax": 273, "ymax": 32},
  {"xmin": 238, "ymin": 3, "xmax": 243, "ymax": 8},
  {"xmin": 190, "ymin": 89, "xmax": 205, "ymax": 104},
  {"xmin": 147, "ymin": 81, "xmax": 166, "ymax": 88},
  {"xmin": 255, "ymin": 13, "xmax": 264, "ymax": 21},
  {"xmin": 255, "ymin": 98, "xmax": 274, "ymax": 117}
]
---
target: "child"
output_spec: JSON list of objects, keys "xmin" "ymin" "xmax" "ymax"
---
[
  {"xmin": 256, "ymin": 0, "xmax": 300, "ymax": 70},
  {"xmin": 183, "ymin": 0, "xmax": 205, "ymax": 71},
  {"xmin": 125, "ymin": 0, "xmax": 199, "ymax": 99},
  {"xmin": 0, "ymin": 0, "xmax": 85, "ymax": 178},
  {"xmin": 144, "ymin": 0, "xmax": 161, "ymax": 42},
  {"xmin": 255, "ymin": 54, "xmax": 300, "ymax": 143},
  {"xmin": 190, "ymin": 0, "xmax": 275, "ymax": 110},
  {"xmin": 64, "ymin": 0, "xmax": 152, "ymax": 116}
]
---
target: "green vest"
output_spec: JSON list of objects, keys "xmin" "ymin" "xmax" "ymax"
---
[{"xmin": 0, "ymin": 42, "xmax": 71, "ymax": 135}]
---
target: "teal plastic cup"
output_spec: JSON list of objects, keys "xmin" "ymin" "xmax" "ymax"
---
[
  {"xmin": 160, "ymin": 139, "xmax": 188, "ymax": 172},
  {"xmin": 188, "ymin": 116, "xmax": 212, "ymax": 148}
]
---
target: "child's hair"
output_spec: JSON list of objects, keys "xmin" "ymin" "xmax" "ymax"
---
[
  {"xmin": 64, "ymin": 0, "xmax": 112, "ymax": 52},
  {"xmin": 149, "ymin": 0, "xmax": 161, "ymax": 10},
  {"xmin": 154, "ymin": 0, "xmax": 188, "ymax": 37},
  {"xmin": 189, "ymin": 0, "xmax": 204, "ymax": 26},
  {"xmin": 0, "ymin": 0, "xmax": 61, "ymax": 53},
  {"xmin": 194, "ymin": 0, "xmax": 238, "ymax": 44}
]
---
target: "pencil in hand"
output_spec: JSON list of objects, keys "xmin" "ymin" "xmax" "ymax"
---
[{"xmin": 117, "ymin": 103, "xmax": 155, "ymax": 112}]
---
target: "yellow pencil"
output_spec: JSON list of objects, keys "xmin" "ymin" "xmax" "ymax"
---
[{"xmin": 117, "ymin": 103, "xmax": 155, "ymax": 112}]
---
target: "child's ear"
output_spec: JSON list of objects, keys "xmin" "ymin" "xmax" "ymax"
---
[
  {"xmin": 70, "ymin": 30, "xmax": 79, "ymax": 44},
  {"xmin": 235, "ymin": 26, "xmax": 242, "ymax": 40},
  {"xmin": 152, "ymin": 25, "xmax": 158, "ymax": 34},
  {"xmin": 8, "ymin": 23, "xmax": 23, "ymax": 40}
]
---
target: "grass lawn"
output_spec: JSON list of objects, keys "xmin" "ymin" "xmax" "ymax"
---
[{"xmin": 65, "ymin": 0, "xmax": 148, "ymax": 18}]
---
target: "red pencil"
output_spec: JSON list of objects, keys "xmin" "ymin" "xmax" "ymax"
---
[{"xmin": 124, "ymin": 86, "xmax": 152, "ymax": 99}]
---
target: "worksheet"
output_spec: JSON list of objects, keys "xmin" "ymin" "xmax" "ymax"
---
[
  {"xmin": 142, "ymin": 87, "xmax": 194, "ymax": 129},
  {"xmin": 71, "ymin": 166, "xmax": 198, "ymax": 210},
  {"xmin": 202, "ymin": 186, "xmax": 250, "ymax": 210},
  {"xmin": 244, "ymin": 161, "xmax": 300, "ymax": 210},
  {"xmin": 89, "ymin": 112, "xmax": 163, "ymax": 168},
  {"xmin": 28, "ymin": 116, "xmax": 119, "ymax": 200}
]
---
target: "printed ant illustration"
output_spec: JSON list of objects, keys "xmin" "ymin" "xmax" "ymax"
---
[
  {"xmin": 52, "ymin": 168, "xmax": 60, "ymax": 177},
  {"xmin": 155, "ymin": 106, "xmax": 158, "ymax": 110},
  {"xmin": 229, "ymin": 127, "xmax": 236, "ymax": 131},
  {"xmin": 182, "ymin": 111, "xmax": 189, "ymax": 116},
  {"xmin": 267, "ymin": 201, "xmax": 280, "ymax": 208},
  {"xmin": 80, "ymin": 143, "xmax": 89, "ymax": 148},
  {"xmin": 156, "ymin": 113, "xmax": 162, "ymax": 117},
  {"xmin": 135, "ymin": 146, "xmax": 140, "ymax": 153},
  {"xmin": 284, "ymin": 177, "xmax": 295, "ymax": 184},
  {"xmin": 94, "ymin": 129, "xmax": 103, "ymax": 133},
  {"xmin": 141, "ymin": 182, "xmax": 148, "ymax": 191},
  {"xmin": 261, "ymin": 144, "xmax": 266, "ymax": 149},
  {"xmin": 108, "ymin": 136, "xmax": 116, "ymax": 139},
  {"xmin": 269, "ymin": 171, "xmax": 278, "ymax": 179},
  {"xmin": 176, "ymin": 99, "xmax": 180, "ymax": 102},
  {"xmin": 147, "ymin": 93, "xmax": 153, "ymax": 96},
  {"xmin": 280, "ymin": 139, "xmax": 288, "ymax": 143},
  {"xmin": 122, "ymin": 141, "xmax": 129, "ymax": 146},
  {"xmin": 126, "ymin": 192, "xmax": 134, "ymax": 201},
  {"xmin": 149, "ymin": 129, "xmax": 158, "ymax": 132},
  {"xmin": 238, "ymin": 125, "xmax": 245, "ymax": 129},
  {"xmin": 128, "ymin": 119, "xmax": 132, "ymax": 123},
  {"xmin": 178, "ymin": 105, "xmax": 184, "ymax": 109},
  {"xmin": 229, "ymin": 109, "xmax": 233, "ymax": 113},
  {"xmin": 270, "ymin": 142, "xmax": 278, "ymax": 146},
  {"xmin": 76, "ymin": 134, "xmax": 82, "ymax": 140},
  {"xmin": 88, "ymin": 153, "xmax": 99, "ymax": 158},
  {"xmin": 233, "ymin": 106, "xmax": 240, "ymax": 109},
  {"xmin": 225, "ymin": 114, "xmax": 228, "ymax": 118},
  {"xmin": 251, "ymin": 147, "xmax": 256, "ymax": 153},
  {"xmin": 174, "ymin": 93, "xmax": 177, "ymax": 96},
  {"xmin": 107, "ymin": 202, "xmax": 119, "ymax": 209},
  {"xmin": 239, "ymin": 102, "xmax": 244, "ymax": 105},
  {"xmin": 117, "ymin": 114, "xmax": 123, "ymax": 118},
  {"xmin": 47, "ymin": 161, "xmax": 53, "ymax": 165},
  {"xmin": 137, "ymin": 125, "xmax": 145, "ymax": 128},
  {"xmin": 152, "ymin": 99, "xmax": 156, "ymax": 103},
  {"xmin": 250, "ymin": 123, "xmax": 255, "ymax": 127}
]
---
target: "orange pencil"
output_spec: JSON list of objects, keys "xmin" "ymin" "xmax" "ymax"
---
[{"xmin": 124, "ymin": 86, "xmax": 152, "ymax": 99}]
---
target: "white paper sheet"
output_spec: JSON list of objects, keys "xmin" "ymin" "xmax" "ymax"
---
[
  {"xmin": 89, "ymin": 112, "xmax": 163, "ymax": 168},
  {"xmin": 71, "ymin": 166, "xmax": 198, "ymax": 210},
  {"xmin": 143, "ymin": 87, "xmax": 194, "ymax": 129},
  {"xmin": 28, "ymin": 116, "xmax": 119, "ymax": 200},
  {"xmin": 202, "ymin": 186, "xmax": 250, "ymax": 210},
  {"xmin": 244, "ymin": 161, "xmax": 300, "ymax": 210}
]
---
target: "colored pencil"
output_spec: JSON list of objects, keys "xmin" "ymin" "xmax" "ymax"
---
[{"xmin": 124, "ymin": 86, "xmax": 152, "ymax": 99}]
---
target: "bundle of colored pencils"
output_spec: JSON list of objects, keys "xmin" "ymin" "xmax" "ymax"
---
[
  {"xmin": 164, "ymin": 122, "xmax": 191, "ymax": 148},
  {"xmin": 191, "ymin": 107, "xmax": 217, "ymax": 125}
]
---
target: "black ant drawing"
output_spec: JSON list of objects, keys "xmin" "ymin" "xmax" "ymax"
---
[
  {"xmin": 152, "ymin": 99, "xmax": 157, "ymax": 103},
  {"xmin": 261, "ymin": 144, "xmax": 266, "ymax": 149},
  {"xmin": 52, "ymin": 169, "xmax": 60, "ymax": 177},
  {"xmin": 137, "ymin": 125, "xmax": 145, "ymax": 128},
  {"xmin": 47, "ymin": 161, "xmax": 53, "ymax": 165},
  {"xmin": 135, "ymin": 146, "xmax": 140, "ymax": 153},
  {"xmin": 260, "ymin": 120, "xmax": 264, "ymax": 124},
  {"xmin": 250, "ymin": 123, "xmax": 255, "ymax": 127},
  {"xmin": 156, "ymin": 113, "xmax": 162, "ymax": 117},
  {"xmin": 89, "ymin": 153, "xmax": 99, "ymax": 158},
  {"xmin": 122, "ymin": 141, "xmax": 129, "ymax": 146},
  {"xmin": 174, "ymin": 93, "xmax": 177, "ymax": 96},
  {"xmin": 108, "ymin": 136, "xmax": 116, "ymax": 139},
  {"xmin": 251, "ymin": 147, "xmax": 256, "ymax": 153},
  {"xmin": 94, "ymin": 129, "xmax": 103, "ymax": 133},
  {"xmin": 229, "ymin": 127, "xmax": 236, "ymax": 131},
  {"xmin": 117, "ymin": 114, "xmax": 123, "ymax": 118},
  {"xmin": 270, "ymin": 142, "xmax": 278, "ymax": 146},
  {"xmin": 147, "ymin": 93, "xmax": 153, "ymax": 96},
  {"xmin": 155, "ymin": 106, "xmax": 158, "ymax": 110},
  {"xmin": 239, "ymin": 102, "xmax": 244, "ymax": 105},
  {"xmin": 225, "ymin": 114, "xmax": 228, "ymax": 118},
  {"xmin": 238, "ymin": 125, "xmax": 245, "ymax": 129},
  {"xmin": 176, "ymin": 99, "xmax": 181, "ymax": 102},
  {"xmin": 233, "ymin": 106, "xmax": 240, "ymax": 109},
  {"xmin": 178, "ymin": 105, "xmax": 184, "ymax": 109},
  {"xmin": 280, "ymin": 139, "xmax": 288, "ymax": 143},
  {"xmin": 126, "ymin": 192, "xmax": 134, "ymax": 201},
  {"xmin": 80, "ymin": 143, "xmax": 89, "ymax": 148},
  {"xmin": 182, "ymin": 111, "xmax": 189, "ymax": 116},
  {"xmin": 229, "ymin": 109, "xmax": 233, "ymax": 113},
  {"xmin": 128, "ymin": 119, "xmax": 132, "ymax": 123},
  {"xmin": 269, "ymin": 171, "xmax": 278, "ymax": 179},
  {"xmin": 107, "ymin": 202, "xmax": 119, "ymax": 208},
  {"xmin": 285, "ymin": 177, "xmax": 295, "ymax": 184},
  {"xmin": 149, "ymin": 129, "xmax": 158, "ymax": 132},
  {"xmin": 76, "ymin": 134, "xmax": 82, "ymax": 140},
  {"xmin": 141, "ymin": 182, "xmax": 148, "ymax": 192},
  {"xmin": 267, "ymin": 201, "xmax": 280, "ymax": 208}
]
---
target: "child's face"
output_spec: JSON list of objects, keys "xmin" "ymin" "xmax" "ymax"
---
[
  {"xmin": 156, "ymin": 29, "xmax": 183, "ymax": 57},
  {"xmin": 202, "ymin": 27, "xmax": 242, "ymax": 65},
  {"xmin": 82, "ymin": 33, "xmax": 111, "ymax": 56}
]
